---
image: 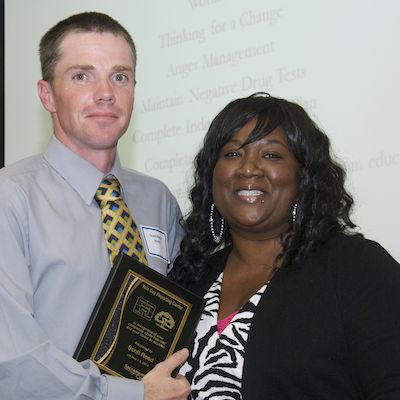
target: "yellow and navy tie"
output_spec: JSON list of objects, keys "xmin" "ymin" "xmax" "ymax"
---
[{"xmin": 95, "ymin": 176, "xmax": 148, "ymax": 266}]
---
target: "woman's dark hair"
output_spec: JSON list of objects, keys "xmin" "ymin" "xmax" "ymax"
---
[{"xmin": 169, "ymin": 93, "xmax": 357, "ymax": 287}]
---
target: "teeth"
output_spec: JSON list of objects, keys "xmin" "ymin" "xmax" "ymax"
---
[{"xmin": 237, "ymin": 190, "xmax": 263, "ymax": 196}]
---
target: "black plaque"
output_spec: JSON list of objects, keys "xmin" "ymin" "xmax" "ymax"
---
[{"xmin": 74, "ymin": 253, "xmax": 204, "ymax": 380}]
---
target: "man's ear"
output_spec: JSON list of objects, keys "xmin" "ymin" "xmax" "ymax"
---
[{"xmin": 37, "ymin": 80, "xmax": 56, "ymax": 113}]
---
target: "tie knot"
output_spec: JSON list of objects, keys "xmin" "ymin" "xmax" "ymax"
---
[{"xmin": 95, "ymin": 176, "xmax": 121, "ymax": 207}]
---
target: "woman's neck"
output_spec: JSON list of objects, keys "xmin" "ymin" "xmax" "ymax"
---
[{"xmin": 229, "ymin": 233, "xmax": 283, "ymax": 272}]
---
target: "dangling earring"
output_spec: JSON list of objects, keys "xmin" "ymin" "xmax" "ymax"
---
[
  {"xmin": 292, "ymin": 201, "xmax": 298, "ymax": 224},
  {"xmin": 209, "ymin": 202, "xmax": 225, "ymax": 243}
]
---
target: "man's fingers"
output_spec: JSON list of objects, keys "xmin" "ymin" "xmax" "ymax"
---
[
  {"xmin": 155, "ymin": 348, "xmax": 189, "ymax": 374},
  {"xmin": 175, "ymin": 373, "xmax": 186, "ymax": 380},
  {"xmin": 142, "ymin": 350, "xmax": 191, "ymax": 400}
]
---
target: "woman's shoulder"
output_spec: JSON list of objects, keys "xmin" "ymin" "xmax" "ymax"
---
[
  {"xmin": 314, "ymin": 232, "xmax": 400, "ymax": 286},
  {"xmin": 323, "ymin": 232, "xmax": 396, "ymax": 263}
]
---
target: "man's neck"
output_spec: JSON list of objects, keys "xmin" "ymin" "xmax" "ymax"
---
[
  {"xmin": 54, "ymin": 134, "xmax": 117, "ymax": 173},
  {"xmin": 75, "ymin": 147, "xmax": 117, "ymax": 173}
]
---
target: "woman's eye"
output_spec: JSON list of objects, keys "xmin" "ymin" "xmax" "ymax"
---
[
  {"xmin": 224, "ymin": 150, "xmax": 240, "ymax": 158},
  {"xmin": 264, "ymin": 153, "xmax": 281, "ymax": 159}
]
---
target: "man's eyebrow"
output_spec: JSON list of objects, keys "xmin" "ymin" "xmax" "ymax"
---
[
  {"xmin": 65, "ymin": 64, "xmax": 95, "ymax": 72},
  {"xmin": 113, "ymin": 65, "xmax": 134, "ymax": 73},
  {"xmin": 64, "ymin": 64, "xmax": 134, "ymax": 73}
]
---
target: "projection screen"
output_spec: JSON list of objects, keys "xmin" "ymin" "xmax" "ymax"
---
[{"xmin": 4, "ymin": 0, "xmax": 400, "ymax": 261}]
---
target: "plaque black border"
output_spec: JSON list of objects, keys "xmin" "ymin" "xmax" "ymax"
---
[{"xmin": 74, "ymin": 253, "xmax": 204, "ymax": 379}]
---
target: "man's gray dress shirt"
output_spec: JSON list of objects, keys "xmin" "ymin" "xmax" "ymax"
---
[{"xmin": 0, "ymin": 136, "xmax": 184, "ymax": 399}]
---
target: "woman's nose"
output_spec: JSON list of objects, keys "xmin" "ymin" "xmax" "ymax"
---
[{"xmin": 237, "ymin": 154, "xmax": 263, "ymax": 177}]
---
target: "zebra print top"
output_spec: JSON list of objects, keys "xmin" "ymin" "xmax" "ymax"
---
[{"xmin": 180, "ymin": 272, "xmax": 268, "ymax": 399}]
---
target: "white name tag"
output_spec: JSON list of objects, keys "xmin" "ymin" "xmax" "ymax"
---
[{"xmin": 141, "ymin": 225, "xmax": 169, "ymax": 263}]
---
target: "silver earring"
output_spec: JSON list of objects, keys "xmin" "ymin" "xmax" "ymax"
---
[
  {"xmin": 292, "ymin": 202, "xmax": 298, "ymax": 224},
  {"xmin": 209, "ymin": 202, "xmax": 225, "ymax": 243}
]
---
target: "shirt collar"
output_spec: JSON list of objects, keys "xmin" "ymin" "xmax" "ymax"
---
[{"xmin": 43, "ymin": 136, "xmax": 125, "ymax": 205}]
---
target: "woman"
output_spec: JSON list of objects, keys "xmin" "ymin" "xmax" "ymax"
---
[{"xmin": 169, "ymin": 93, "xmax": 400, "ymax": 399}]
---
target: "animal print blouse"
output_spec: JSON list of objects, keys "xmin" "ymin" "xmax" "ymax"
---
[{"xmin": 180, "ymin": 273, "xmax": 268, "ymax": 399}]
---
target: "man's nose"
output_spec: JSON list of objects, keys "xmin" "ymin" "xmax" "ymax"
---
[{"xmin": 94, "ymin": 78, "xmax": 115, "ymax": 103}]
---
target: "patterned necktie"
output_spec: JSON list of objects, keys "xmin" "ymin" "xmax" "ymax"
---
[{"xmin": 95, "ymin": 176, "xmax": 148, "ymax": 266}]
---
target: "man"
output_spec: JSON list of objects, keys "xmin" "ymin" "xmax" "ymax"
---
[{"xmin": 0, "ymin": 12, "xmax": 189, "ymax": 400}]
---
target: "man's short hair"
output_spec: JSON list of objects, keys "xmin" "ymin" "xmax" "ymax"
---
[{"xmin": 39, "ymin": 11, "xmax": 137, "ymax": 83}]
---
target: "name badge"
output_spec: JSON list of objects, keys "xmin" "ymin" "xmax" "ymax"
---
[{"xmin": 141, "ymin": 226, "xmax": 169, "ymax": 263}]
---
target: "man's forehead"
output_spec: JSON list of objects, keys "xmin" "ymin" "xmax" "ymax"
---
[{"xmin": 58, "ymin": 31, "xmax": 134, "ymax": 62}]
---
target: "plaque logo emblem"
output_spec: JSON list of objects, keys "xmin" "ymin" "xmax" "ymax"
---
[
  {"xmin": 154, "ymin": 311, "xmax": 175, "ymax": 331},
  {"xmin": 133, "ymin": 297, "xmax": 156, "ymax": 321}
]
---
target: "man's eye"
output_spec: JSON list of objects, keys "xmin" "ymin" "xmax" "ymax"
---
[
  {"xmin": 113, "ymin": 73, "xmax": 129, "ymax": 82},
  {"xmin": 73, "ymin": 73, "xmax": 86, "ymax": 81}
]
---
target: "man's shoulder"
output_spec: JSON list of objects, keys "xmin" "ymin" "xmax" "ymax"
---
[
  {"xmin": 0, "ymin": 154, "xmax": 46, "ymax": 184},
  {"xmin": 121, "ymin": 166, "xmax": 171, "ymax": 193},
  {"xmin": 119, "ymin": 166, "xmax": 182, "ymax": 214},
  {"xmin": 0, "ymin": 154, "xmax": 49, "ymax": 208}
]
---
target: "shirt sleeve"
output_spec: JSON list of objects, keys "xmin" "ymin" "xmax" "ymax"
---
[
  {"xmin": 0, "ymin": 180, "xmax": 143, "ymax": 400},
  {"xmin": 337, "ymin": 237, "xmax": 400, "ymax": 399}
]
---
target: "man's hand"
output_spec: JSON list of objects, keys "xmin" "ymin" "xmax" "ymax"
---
[{"xmin": 142, "ymin": 348, "xmax": 191, "ymax": 400}]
